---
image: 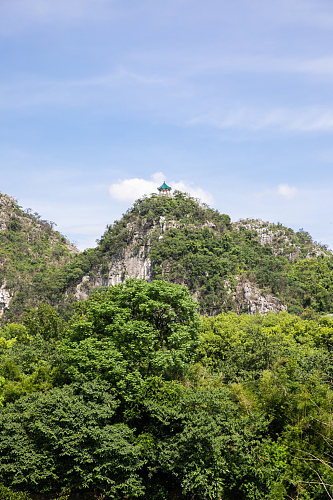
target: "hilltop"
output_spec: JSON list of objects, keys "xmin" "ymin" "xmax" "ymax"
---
[{"xmin": 4, "ymin": 190, "xmax": 330, "ymax": 319}]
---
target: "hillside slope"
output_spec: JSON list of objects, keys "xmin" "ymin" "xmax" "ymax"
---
[
  {"xmin": 22, "ymin": 191, "xmax": 333, "ymax": 317},
  {"xmin": 0, "ymin": 193, "xmax": 78, "ymax": 319}
]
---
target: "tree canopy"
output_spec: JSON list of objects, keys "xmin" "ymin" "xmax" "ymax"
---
[{"xmin": 0, "ymin": 279, "xmax": 332, "ymax": 499}]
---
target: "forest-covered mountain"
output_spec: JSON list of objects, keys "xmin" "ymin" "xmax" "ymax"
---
[
  {"xmin": 2, "ymin": 190, "xmax": 333, "ymax": 321},
  {"xmin": 0, "ymin": 191, "xmax": 332, "ymax": 499}
]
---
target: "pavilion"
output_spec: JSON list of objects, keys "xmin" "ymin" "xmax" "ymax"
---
[{"xmin": 157, "ymin": 181, "xmax": 172, "ymax": 196}]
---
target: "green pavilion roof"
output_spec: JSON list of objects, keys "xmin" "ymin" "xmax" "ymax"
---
[{"xmin": 157, "ymin": 181, "xmax": 172, "ymax": 191}]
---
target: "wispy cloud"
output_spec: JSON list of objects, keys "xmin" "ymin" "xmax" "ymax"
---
[
  {"xmin": 109, "ymin": 172, "xmax": 214, "ymax": 205},
  {"xmin": 131, "ymin": 47, "xmax": 333, "ymax": 79},
  {"xmin": 0, "ymin": 0, "xmax": 125, "ymax": 34},
  {"xmin": 246, "ymin": 0, "xmax": 333, "ymax": 29},
  {"xmin": 188, "ymin": 106, "xmax": 333, "ymax": 132},
  {"xmin": 296, "ymin": 56, "xmax": 333, "ymax": 76},
  {"xmin": 0, "ymin": 69, "xmax": 167, "ymax": 109},
  {"xmin": 2, "ymin": 67, "xmax": 333, "ymax": 135},
  {"xmin": 277, "ymin": 0, "xmax": 333, "ymax": 29},
  {"xmin": 4, "ymin": 0, "xmax": 332, "ymax": 32}
]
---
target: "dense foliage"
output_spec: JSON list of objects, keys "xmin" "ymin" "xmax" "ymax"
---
[{"xmin": 0, "ymin": 279, "xmax": 332, "ymax": 499}]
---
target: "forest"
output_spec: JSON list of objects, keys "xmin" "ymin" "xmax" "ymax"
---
[{"xmin": 0, "ymin": 279, "xmax": 332, "ymax": 499}]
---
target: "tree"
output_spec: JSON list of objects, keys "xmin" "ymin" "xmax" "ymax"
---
[
  {"xmin": 61, "ymin": 279, "xmax": 200, "ymax": 386},
  {"xmin": 23, "ymin": 303, "xmax": 65, "ymax": 341}
]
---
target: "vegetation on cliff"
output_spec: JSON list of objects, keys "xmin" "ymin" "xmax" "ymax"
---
[
  {"xmin": 2, "ymin": 191, "xmax": 333, "ymax": 320},
  {"xmin": 0, "ymin": 193, "xmax": 77, "ymax": 320},
  {"xmin": 28, "ymin": 191, "xmax": 333, "ymax": 317}
]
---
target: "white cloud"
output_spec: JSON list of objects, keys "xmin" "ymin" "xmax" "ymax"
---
[
  {"xmin": 109, "ymin": 172, "xmax": 163, "ymax": 202},
  {"xmin": 254, "ymin": 184, "xmax": 299, "ymax": 200},
  {"xmin": 277, "ymin": 184, "xmax": 298, "ymax": 198},
  {"xmin": 171, "ymin": 181, "xmax": 214, "ymax": 205},
  {"xmin": 109, "ymin": 172, "xmax": 214, "ymax": 205}
]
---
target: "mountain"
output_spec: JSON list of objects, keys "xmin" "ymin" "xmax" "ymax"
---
[
  {"xmin": 2, "ymin": 190, "xmax": 333, "ymax": 320},
  {"xmin": 0, "ymin": 193, "xmax": 78, "ymax": 320},
  {"xmin": 5, "ymin": 190, "xmax": 328, "ymax": 319}
]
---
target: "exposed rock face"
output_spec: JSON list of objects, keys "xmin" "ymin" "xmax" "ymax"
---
[
  {"xmin": 75, "ymin": 216, "xmax": 290, "ymax": 315},
  {"xmin": 75, "ymin": 216, "xmax": 220, "ymax": 301},
  {"xmin": 236, "ymin": 280, "xmax": 286, "ymax": 314},
  {"xmin": 107, "ymin": 248, "xmax": 152, "ymax": 286},
  {"xmin": 0, "ymin": 282, "xmax": 12, "ymax": 317},
  {"xmin": 226, "ymin": 277, "xmax": 287, "ymax": 315},
  {"xmin": 75, "ymin": 232, "xmax": 152, "ymax": 300},
  {"xmin": 0, "ymin": 195, "xmax": 19, "ymax": 232},
  {"xmin": 75, "ymin": 276, "xmax": 92, "ymax": 301}
]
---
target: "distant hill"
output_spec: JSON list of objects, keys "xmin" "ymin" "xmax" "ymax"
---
[{"xmin": 4, "ymin": 190, "xmax": 330, "ymax": 319}]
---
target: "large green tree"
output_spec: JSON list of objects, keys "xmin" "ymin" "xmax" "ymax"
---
[{"xmin": 60, "ymin": 279, "xmax": 200, "ymax": 389}]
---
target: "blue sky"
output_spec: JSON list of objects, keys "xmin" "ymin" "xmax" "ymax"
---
[{"xmin": 1, "ymin": 0, "xmax": 333, "ymax": 249}]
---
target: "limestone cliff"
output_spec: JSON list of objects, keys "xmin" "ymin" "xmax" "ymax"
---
[
  {"xmin": 75, "ymin": 238, "xmax": 152, "ymax": 300},
  {"xmin": 232, "ymin": 278, "xmax": 287, "ymax": 314},
  {"xmin": 0, "ymin": 281, "xmax": 12, "ymax": 317}
]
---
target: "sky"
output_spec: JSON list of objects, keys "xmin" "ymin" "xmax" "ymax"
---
[{"xmin": 1, "ymin": 0, "xmax": 333, "ymax": 250}]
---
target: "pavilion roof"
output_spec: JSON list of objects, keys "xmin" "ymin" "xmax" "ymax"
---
[{"xmin": 157, "ymin": 181, "xmax": 172, "ymax": 191}]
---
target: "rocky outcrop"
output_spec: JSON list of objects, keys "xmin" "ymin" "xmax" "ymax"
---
[
  {"xmin": 0, "ymin": 195, "xmax": 18, "ymax": 232},
  {"xmin": 233, "ymin": 219, "xmax": 330, "ymax": 261},
  {"xmin": 75, "ymin": 216, "xmax": 290, "ymax": 314},
  {"xmin": 75, "ymin": 215, "xmax": 216, "ymax": 300},
  {"xmin": 107, "ymin": 248, "xmax": 152, "ymax": 286},
  {"xmin": 75, "ymin": 250, "xmax": 152, "ymax": 301},
  {"xmin": 0, "ymin": 282, "xmax": 12, "ymax": 317},
  {"xmin": 226, "ymin": 277, "xmax": 286, "ymax": 315},
  {"xmin": 75, "ymin": 224, "xmax": 153, "ymax": 300}
]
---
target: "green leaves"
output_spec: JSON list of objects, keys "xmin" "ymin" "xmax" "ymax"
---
[
  {"xmin": 62, "ymin": 279, "xmax": 199, "ymax": 382},
  {"xmin": 0, "ymin": 382, "xmax": 144, "ymax": 498},
  {"xmin": 1, "ymin": 279, "xmax": 332, "ymax": 499},
  {"xmin": 199, "ymin": 312, "xmax": 332, "ymax": 383},
  {"xmin": 23, "ymin": 303, "xmax": 65, "ymax": 341}
]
